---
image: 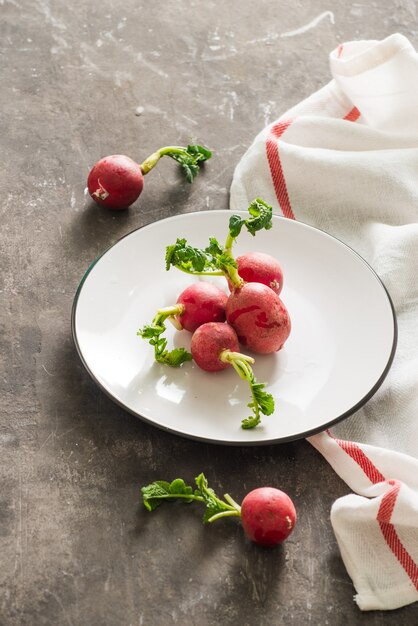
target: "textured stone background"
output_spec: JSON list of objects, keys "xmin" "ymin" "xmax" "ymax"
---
[{"xmin": 1, "ymin": 1, "xmax": 417, "ymax": 624}]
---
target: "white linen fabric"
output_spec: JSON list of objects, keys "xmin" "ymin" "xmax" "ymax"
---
[{"xmin": 230, "ymin": 34, "xmax": 418, "ymax": 611}]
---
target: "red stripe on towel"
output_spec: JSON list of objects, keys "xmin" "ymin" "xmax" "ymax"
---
[
  {"xmin": 378, "ymin": 481, "xmax": 418, "ymax": 590},
  {"xmin": 332, "ymin": 436, "xmax": 386, "ymax": 484},
  {"xmin": 329, "ymin": 437, "xmax": 418, "ymax": 589},
  {"xmin": 266, "ymin": 119, "xmax": 295, "ymax": 219},
  {"xmin": 266, "ymin": 106, "xmax": 360, "ymax": 218},
  {"xmin": 344, "ymin": 107, "xmax": 361, "ymax": 122}
]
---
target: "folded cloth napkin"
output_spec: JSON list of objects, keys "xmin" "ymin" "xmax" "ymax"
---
[{"xmin": 230, "ymin": 33, "xmax": 418, "ymax": 611}]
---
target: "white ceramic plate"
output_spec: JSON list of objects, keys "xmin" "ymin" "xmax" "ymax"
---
[{"xmin": 72, "ymin": 211, "xmax": 397, "ymax": 445}]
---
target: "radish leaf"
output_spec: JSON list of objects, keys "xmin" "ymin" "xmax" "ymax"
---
[
  {"xmin": 228, "ymin": 198, "xmax": 273, "ymax": 240},
  {"xmin": 142, "ymin": 473, "xmax": 241, "ymax": 522},
  {"xmin": 168, "ymin": 145, "xmax": 212, "ymax": 182},
  {"xmin": 224, "ymin": 353, "xmax": 275, "ymax": 429},
  {"xmin": 142, "ymin": 479, "xmax": 197, "ymax": 511},
  {"xmin": 137, "ymin": 307, "xmax": 193, "ymax": 367},
  {"xmin": 165, "ymin": 237, "xmax": 231, "ymax": 276},
  {"xmin": 165, "ymin": 238, "xmax": 220, "ymax": 274}
]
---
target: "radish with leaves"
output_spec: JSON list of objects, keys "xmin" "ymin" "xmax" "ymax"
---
[
  {"xmin": 141, "ymin": 473, "xmax": 297, "ymax": 547},
  {"xmin": 137, "ymin": 282, "xmax": 227, "ymax": 367},
  {"xmin": 191, "ymin": 322, "xmax": 274, "ymax": 428},
  {"xmin": 87, "ymin": 144, "xmax": 211, "ymax": 210},
  {"xmin": 166, "ymin": 199, "xmax": 291, "ymax": 353}
]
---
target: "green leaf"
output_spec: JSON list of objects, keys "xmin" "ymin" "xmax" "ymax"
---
[
  {"xmin": 227, "ymin": 200, "xmax": 272, "ymax": 245},
  {"xmin": 217, "ymin": 253, "xmax": 238, "ymax": 274},
  {"xmin": 169, "ymin": 145, "xmax": 212, "ymax": 183},
  {"xmin": 165, "ymin": 238, "xmax": 220, "ymax": 274},
  {"xmin": 245, "ymin": 198, "xmax": 273, "ymax": 236},
  {"xmin": 141, "ymin": 479, "xmax": 197, "ymax": 511},
  {"xmin": 252, "ymin": 382, "xmax": 275, "ymax": 415},
  {"xmin": 158, "ymin": 347, "xmax": 193, "ymax": 367},
  {"xmin": 165, "ymin": 240, "xmax": 184, "ymax": 271},
  {"xmin": 203, "ymin": 505, "xmax": 223, "ymax": 524},
  {"xmin": 194, "ymin": 472, "xmax": 209, "ymax": 494},
  {"xmin": 241, "ymin": 415, "xmax": 261, "ymax": 429},
  {"xmin": 227, "ymin": 357, "xmax": 275, "ymax": 429},
  {"xmin": 204, "ymin": 237, "xmax": 223, "ymax": 257},
  {"xmin": 242, "ymin": 378, "xmax": 275, "ymax": 429},
  {"xmin": 169, "ymin": 479, "xmax": 186, "ymax": 493},
  {"xmin": 137, "ymin": 311, "xmax": 192, "ymax": 368},
  {"xmin": 186, "ymin": 144, "xmax": 212, "ymax": 161},
  {"xmin": 141, "ymin": 480, "xmax": 172, "ymax": 511},
  {"xmin": 228, "ymin": 214, "xmax": 245, "ymax": 239},
  {"xmin": 168, "ymin": 479, "xmax": 194, "ymax": 498},
  {"xmin": 194, "ymin": 473, "xmax": 234, "ymax": 523},
  {"xmin": 137, "ymin": 324, "xmax": 164, "ymax": 339}
]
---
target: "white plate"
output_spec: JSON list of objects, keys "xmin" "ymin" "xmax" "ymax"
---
[{"xmin": 72, "ymin": 210, "xmax": 396, "ymax": 445}]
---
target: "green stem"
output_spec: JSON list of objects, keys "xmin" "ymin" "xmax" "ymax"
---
[
  {"xmin": 220, "ymin": 351, "xmax": 254, "ymax": 366},
  {"xmin": 155, "ymin": 304, "xmax": 184, "ymax": 323},
  {"xmin": 222, "ymin": 233, "xmax": 244, "ymax": 288},
  {"xmin": 225, "ymin": 263, "xmax": 244, "ymax": 289},
  {"xmin": 224, "ymin": 232, "xmax": 235, "ymax": 255},
  {"xmin": 207, "ymin": 509, "xmax": 241, "ymax": 523},
  {"xmin": 140, "ymin": 146, "xmax": 193, "ymax": 174},
  {"xmin": 152, "ymin": 493, "xmax": 205, "ymax": 503},
  {"xmin": 172, "ymin": 266, "xmax": 225, "ymax": 278},
  {"xmin": 223, "ymin": 493, "xmax": 242, "ymax": 513}
]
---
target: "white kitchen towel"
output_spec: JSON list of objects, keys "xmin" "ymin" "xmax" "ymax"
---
[{"xmin": 230, "ymin": 33, "xmax": 418, "ymax": 611}]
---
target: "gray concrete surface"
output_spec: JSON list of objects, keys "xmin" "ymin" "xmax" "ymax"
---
[{"xmin": 1, "ymin": 1, "xmax": 417, "ymax": 624}]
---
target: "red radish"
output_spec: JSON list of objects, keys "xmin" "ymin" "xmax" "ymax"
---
[
  {"xmin": 190, "ymin": 322, "xmax": 274, "ymax": 428},
  {"xmin": 191, "ymin": 321, "xmax": 239, "ymax": 371},
  {"xmin": 142, "ymin": 473, "xmax": 297, "ymax": 548},
  {"xmin": 226, "ymin": 282, "xmax": 291, "ymax": 353},
  {"xmin": 137, "ymin": 283, "xmax": 227, "ymax": 367},
  {"xmin": 87, "ymin": 155, "xmax": 144, "ymax": 210},
  {"xmin": 233, "ymin": 251, "xmax": 284, "ymax": 295},
  {"xmin": 240, "ymin": 487, "xmax": 296, "ymax": 547},
  {"xmin": 87, "ymin": 144, "xmax": 211, "ymax": 210},
  {"xmin": 175, "ymin": 283, "xmax": 227, "ymax": 332}
]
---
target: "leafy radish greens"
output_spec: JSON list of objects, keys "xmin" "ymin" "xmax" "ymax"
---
[
  {"xmin": 228, "ymin": 198, "xmax": 273, "ymax": 238},
  {"xmin": 165, "ymin": 198, "xmax": 273, "ymax": 287},
  {"xmin": 137, "ymin": 306, "xmax": 192, "ymax": 367},
  {"xmin": 219, "ymin": 350, "xmax": 274, "ymax": 429},
  {"xmin": 142, "ymin": 473, "xmax": 242, "ymax": 523},
  {"xmin": 140, "ymin": 144, "xmax": 212, "ymax": 183},
  {"xmin": 225, "ymin": 354, "xmax": 275, "ymax": 429}
]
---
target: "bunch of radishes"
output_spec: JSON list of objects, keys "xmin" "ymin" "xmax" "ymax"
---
[{"xmin": 138, "ymin": 199, "xmax": 291, "ymax": 429}]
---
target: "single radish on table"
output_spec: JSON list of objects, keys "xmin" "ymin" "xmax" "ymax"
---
[
  {"xmin": 166, "ymin": 199, "xmax": 291, "ymax": 353},
  {"xmin": 191, "ymin": 322, "xmax": 274, "ymax": 428},
  {"xmin": 240, "ymin": 487, "xmax": 296, "ymax": 546},
  {"xmin": 137, "ymin": 282, "xmax": 227, "ymax": 367},
  {"xmin": 141, "ymin": 473, "xmax": 297, "ymax": 547},
  {"xmin": 87, "ymin": 144, "xmax": 211, "ymax": 210}
]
